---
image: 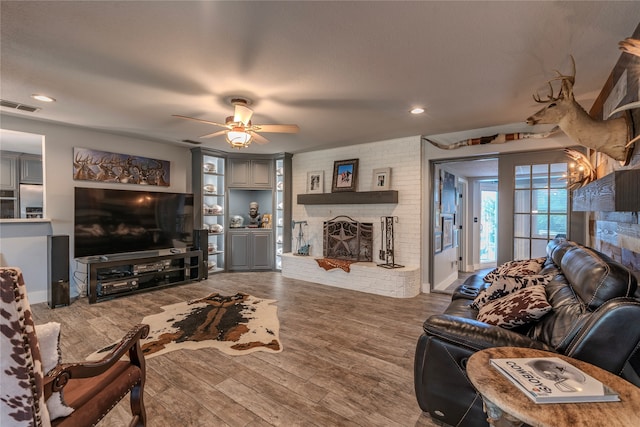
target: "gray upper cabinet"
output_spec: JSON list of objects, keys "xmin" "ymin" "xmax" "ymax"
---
[
  {"xmin": 1, "ymin": 154, "xmax": 18, "ymax": 190},
  {"xmin": 228, "ymin": 159, "xmax": 273, "ymax": 188},
  {"xmin": 20, "ymin": 154, "xmax": 43, "ymax": 184}
]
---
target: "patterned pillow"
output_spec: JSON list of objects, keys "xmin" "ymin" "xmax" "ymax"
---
[
  {"xmin": 483, "ymin": 257, "xmax": 547, "ymax": 282},
  {"xmin": 471, "ymin": 274, "xmax": 553, "ymax": 310},
  {"xmin": 35, "ymin": 322, "xmax": 74, "ymax": 420},
  {"xmin": 477, "ymin": 285, "xmax": 552, "ymax": 329}
]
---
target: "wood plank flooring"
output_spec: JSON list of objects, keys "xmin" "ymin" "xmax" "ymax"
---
[{"xmin": 31, "ymin": 272, "xmax": 451, "ymax": 427}]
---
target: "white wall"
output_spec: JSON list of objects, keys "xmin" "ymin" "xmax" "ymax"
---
[
  {"xmin": 292, "ymin": 136, "xmax": 423, "ymax": 279},
  {"xmin": 0, "ymin": 114, "xmax": 191, "ymax": 302}
]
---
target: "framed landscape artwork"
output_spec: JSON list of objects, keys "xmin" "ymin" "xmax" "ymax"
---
[{"xmin": 332, "ymin": 159, "xmax": 358, "ymax": 192}]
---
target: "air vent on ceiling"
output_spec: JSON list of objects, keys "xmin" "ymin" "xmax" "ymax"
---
[
  {"xmin": 0, "ymin": 99, "xmax": 41, "ymax": 113},
  {"xmin": 182, "ymin": 139, "xmax": 202, "ymax": 145}
]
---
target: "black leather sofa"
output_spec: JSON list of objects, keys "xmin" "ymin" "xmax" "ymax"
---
[{"xmin": 414, "ymin": 238, "xmax": 640, "ymax": 426}]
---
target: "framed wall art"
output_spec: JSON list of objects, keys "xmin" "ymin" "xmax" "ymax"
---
[
  {"xmin": 441, "ymin": 170, "xmax": 456, "ymax": 214},
  {"xmin": 434, "ymin": 232, "xmax": 443, "ymax": 254},
  {"xmin": 442, "ymin": 215, "xmax": 454, "ymax": 249},
  {"xmin": 331, "ymin": 159, "xmax": 358, "ymax": 192},
  {"xmin": 372, "ymin": 167, "xmax": 391, "ymax": 191},
  {"xmin": 73, "ymin": 147, "xmax": 170, "ymax": 186},
  {"xmin": 307, "ymin": 170, "xmax": 324, "ymax": 194}
]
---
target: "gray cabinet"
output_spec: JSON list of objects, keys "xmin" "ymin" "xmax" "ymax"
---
[
  {"xmin": 1, "ymin": 154, "xmax": 18, "ymax": 190},
  {"xmin": 228, "ymin": 159, "xmax": 273, "ymax": 188},
  {"xmin": 20, "ymin": 155, "xmax": 43, "ymax": 184},
  {"xmin": 228, "ymin": 229, "xmax": 273, "ymax": 271}
]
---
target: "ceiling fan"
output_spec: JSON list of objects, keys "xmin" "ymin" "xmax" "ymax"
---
[{"xmin": 173, "ymin": 97, "xmax": 299, "ymax": 149}]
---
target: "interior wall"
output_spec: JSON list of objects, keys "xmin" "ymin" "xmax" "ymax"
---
[
  {"xmin": 0, "ymin": 114, "xmax": 191, "ymax": 302},
  {"xmin": 292, "ymin": 136, "xmax": 423, "ymax": 286}
]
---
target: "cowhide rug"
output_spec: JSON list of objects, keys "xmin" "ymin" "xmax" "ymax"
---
[{"xmin": 88, "ymin": 293, "xmax": 281, "ymax": 360}]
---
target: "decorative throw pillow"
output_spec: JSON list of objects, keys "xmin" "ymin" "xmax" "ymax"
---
[
  {"xmin": 483, "ymin": 257, "xmax": 547, "ymax": 282},
  {"xmin": 35, "ymin": 322, "xmax": 74, "ymax": 420},
  {"xmin": 477, "ymin": 285, "xmax": 552, "ymax": 329},
  {"xmin": 471, "ymin": 274, "xmax": 553, "ymax": 310}
]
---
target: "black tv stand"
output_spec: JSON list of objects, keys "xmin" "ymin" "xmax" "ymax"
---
[{"xmin": 77, "ymin": 249, "xmax": 203, "ymax": 304}]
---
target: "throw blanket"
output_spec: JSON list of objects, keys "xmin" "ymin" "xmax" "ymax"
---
[{"xmin": 315, "ymin": 258, "xmax": 357, "ymax": 273}]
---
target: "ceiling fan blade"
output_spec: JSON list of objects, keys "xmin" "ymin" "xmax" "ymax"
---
[
  {"xmin": 249, "ymin": 131, "xmax": 269, "ymax": 144},
  {"xmin": 172, "ymin": 114, "xmax": 229, "ymax": 128},
  {"xmin": 199, "ymin": 129, "xmax": 229, "ymax": 139},
  {"xmin": 234, "ymin": 104, "xmax": 254, "ymax": 126},
  {"xmin": 253, "ymin": 124, "xmax": 299, "ymax": 133}
]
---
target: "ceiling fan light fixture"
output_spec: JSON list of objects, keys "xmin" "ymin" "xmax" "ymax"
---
[{"xmin": 226, "ymin": 128, "xmax": 252, "ymax": 149}]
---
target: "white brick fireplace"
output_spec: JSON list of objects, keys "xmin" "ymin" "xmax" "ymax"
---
[{"xmin": 284, "ymin": 136, "xmax": 424, "ymax": 296}]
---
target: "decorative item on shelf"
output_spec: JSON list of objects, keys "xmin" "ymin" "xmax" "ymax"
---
[
  {"xmin": 292, "ymin": 220, "xmax": 310, "ymax": 256},
  {"xmin": 331, "ymin": 159, "xmax": 358, "ymax": 192},
  {"xmin": 276, "ymin": 167, "xmax": 283, "ymax": 176},
  {"xmin": 209, "ymin": 223, "xmax": 223, "ymax": 233},
  {"xmin": 276, "ymin": 235, "xmax": 283, "ymax": 244},
  {"xmin": 208, "ymin": 243, "xmax": 216, "ymax": 254},
  {"xmin": 261, "ymin": 214, "xmax": 272, "ymax": 228},
  {"xmin": 372, "ymin": 168, "xmax": 391, "ymax": 191},
  {"xmin": 248, "ymin": 201, "xmax": 262, "ymax": 227},
  {"xmin": 277, "ymin": 181, "xmax": 284, "ymax": 190},
  {"xmin": 378, "ymin": 216, "xmax": 404, "ymax": 269},
  {"xmin": 202, "ymin": 223, "xmax": 209, "ymax": 231},
  {"xmin": 307, "ymin": 170, "xmax": 324, "ymax": 194},
  {"xmin": 208, "ymin": 260, "xmax": 217, "ymax": 271},
  {"xmin": 229, "ymin": 215, "xmax": 244, "ymax": 228},
  {"xmin": 204, "ymin": 204, "xmax": 223, "ymax": 215},
  {"xmin": 277, "ymin": 201, "xmax": 283, "ymax": 210},
  {"xmin": 563, "ymin": 148, "xmax": 596, "ymax": 190},
  {"xmin": 203, "ymin": 163, "xmax": 216, "ymax": 173},
  {"xmin": 203, "ymin": 184, "xmax": 217, "ymax": 194}
]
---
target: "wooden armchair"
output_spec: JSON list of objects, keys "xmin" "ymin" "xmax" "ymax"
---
[{"xmin": 0, "ymin": 267, "xmax": 149, "ymax": 427}]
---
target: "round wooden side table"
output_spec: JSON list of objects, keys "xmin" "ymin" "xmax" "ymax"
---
[{"xmin": 467, "ymin": 347, "xmax": 640, "ymax": 427}]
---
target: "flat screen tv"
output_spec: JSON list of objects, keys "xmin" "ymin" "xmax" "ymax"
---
[{"xmin": 74, "ymin": 187, "xmax": 194, "ymax": 258}]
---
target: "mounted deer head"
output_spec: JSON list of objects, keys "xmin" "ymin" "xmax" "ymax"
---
[{"xmin": 526, "ymin": 55, "xmax": 632, "ymax": 164}]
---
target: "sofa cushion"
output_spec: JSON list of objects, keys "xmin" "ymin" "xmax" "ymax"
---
[
  {"xmin": 477, "ymin": 285, "xmax": 552, "ymax": 329},
  {"xmin": 483, "ymin": 257, "xmax": 547, "ymax": 282},
  {"xmin": 472, "ymin": 274, "xmax": 553, "ymax": 309},
  {"xmin": 35, "ymin": 323, "xmax": 74, "ymax": 420}
]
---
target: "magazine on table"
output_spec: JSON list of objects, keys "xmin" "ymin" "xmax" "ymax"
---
[{"xmin": 490, "ymin": 357, "xmax": 620, "ymax": 404}]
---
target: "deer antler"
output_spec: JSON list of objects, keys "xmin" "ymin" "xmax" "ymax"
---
[{"xmin": 532, "ymin": 55, "xmax": 576, "ymax": 103}]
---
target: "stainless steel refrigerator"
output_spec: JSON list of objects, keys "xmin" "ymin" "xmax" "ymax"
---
[{"xmin": 19, "ymin": 184, "xmax": 43, "ymax": 218}]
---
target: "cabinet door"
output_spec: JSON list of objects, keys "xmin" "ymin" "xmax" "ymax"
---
[
  {"xmin": 251, "ymin": 160, "xmax": 273, "ymax": 187},
  {"xmin": 1, "ymin": 155, "xmax": 17, "ymax": 190},
  {"xmin": 20, "ymin": 155, "xmax": 43, "ymax": 184},
  {"xmin": 228, "ymin": 160, "xmax": 251, "ymax": 187},
  {"xmin": 229, "ymin": 231, "xmax": 251, "ymax": 270},
  {"xmin": 252, "ymin": 231, "xmax": 273, "ymax": 269}
]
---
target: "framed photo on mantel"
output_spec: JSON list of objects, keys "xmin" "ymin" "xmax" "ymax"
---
[
  {"xmin": 332, "ymin": 159, "xmax": 358, "ymax": 192},
  {"xmin": 307, "ymin": 170, "xmax": 324, "ymax": 194},
  {"xmin": 372, "ymin": 167, "xmax": 390, "ymax": 191}
]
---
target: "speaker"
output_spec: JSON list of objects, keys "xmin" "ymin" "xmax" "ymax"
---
[
  {"xmin": 193, "ymin": 229, "xmax": 209, "ymax": 279},
  {"xmin": 48, "ymin": 235, "xmax": 70, "ymax": 308}
]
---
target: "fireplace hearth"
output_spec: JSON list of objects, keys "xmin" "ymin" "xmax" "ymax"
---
[{"xmin": 323, "ymin": 216, "xmax": 373, "ymax": 261}]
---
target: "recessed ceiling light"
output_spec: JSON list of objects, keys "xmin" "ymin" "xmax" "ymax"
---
[
  {"xmin": 410, "ymin": 107, "xmax": 425, "ymax": 114},
  {"xmin": 31, "ymin": 94, "xmax": 56, "ymax": 102}
]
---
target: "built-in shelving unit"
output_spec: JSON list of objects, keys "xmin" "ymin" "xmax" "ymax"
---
[
  {"xmin": 572, "ymin": 170, "xmax": 640, "ymax": 212},
  {"xmin": 297, "ymin": 190, "xmax": 398, "ymax": 205}
]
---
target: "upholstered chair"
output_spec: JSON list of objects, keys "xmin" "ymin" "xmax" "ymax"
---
[{"xmin": 0, "ymin": 267, "xmax": 149, "ymax": 427}]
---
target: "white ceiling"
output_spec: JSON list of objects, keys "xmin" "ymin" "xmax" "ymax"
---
[{"xmin": 1, "ymin": 1, "xmax": 638, "ymax": 154}]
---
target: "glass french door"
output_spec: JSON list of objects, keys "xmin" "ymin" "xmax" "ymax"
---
[{"xmin": 498, "ymin": 149, "xmax": 585, "ymax": 264}]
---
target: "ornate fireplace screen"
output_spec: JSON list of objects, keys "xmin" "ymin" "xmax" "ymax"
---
[{"xmin": 323, "ymin": 216, "xmax": 373, "ymax": 261}]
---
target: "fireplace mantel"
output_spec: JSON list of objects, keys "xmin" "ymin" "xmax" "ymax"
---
[
  {"xmin": 297, "ymin": 190, "xmax": 398, "ymax": 205},
  {"xmin": 572, "ymin": 169, "xmax": 640, "ymax": 212}
]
